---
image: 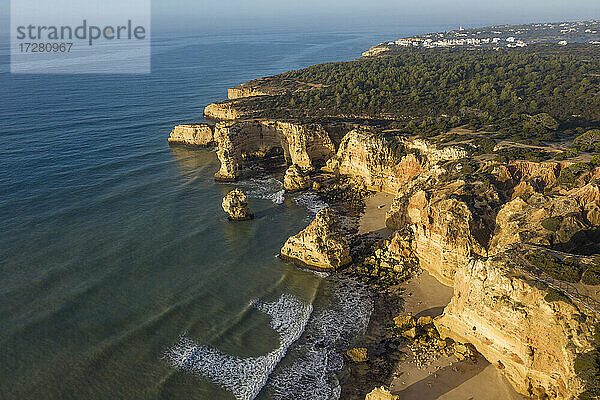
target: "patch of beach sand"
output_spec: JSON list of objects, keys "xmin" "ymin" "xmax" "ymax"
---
[
  {"xmin": 391, "ymin": 270, "xmax": 526, "ymax": 400},
  {"xmin": 401, "ymin": 270, "xmax": 453, "ymax": 319},
  {"xmin": 359, "ymin": 192, "xmax": 395, "ymax": 236}
]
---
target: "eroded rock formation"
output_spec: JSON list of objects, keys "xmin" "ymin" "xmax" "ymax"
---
[
  {"xmin": 227, "ymin": 77, "xmax": 326, "ymax": 100},
  {"xmin": 168, "ymin": 123, "xmax": 214, "ymax": 147},
  {"xmin": 385, "ymin": 176, "xmax": 498, "ymax": 286},
  {"xmin": 213, "ymin": 120, "xmax": 335, "ymax": 181},
  {"xmin": 381, "ymin": 155, "xmax": 600, "ymax": 398},
  {"xmin": 325, "ymin": 130, "xmax": 468, "ymax": 194},
  {"xmin": 365, "ymin": 386, "xmax": 399, "ymax": 400},
  {"xmin": 280, "ymin": 207, "xmax": 351, "ymax": 269},
  {"xmin": 283, "ymin": 164, "xmax": 311, "ymax": 192},
  {"xmin": 435, "ymin": 244, "xmax": 600, "ymax": 400},
  {"xmin": 222, "ymin": 189, "xmax": 254, "ymax": 221},
  {"xmin": 204, "ymin": 100, "xmax": 258, "ymax": 120}
]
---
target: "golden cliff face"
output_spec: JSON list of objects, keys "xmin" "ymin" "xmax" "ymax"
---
[
  {"xmin": 362, "ymin": 44, "xmax": 394, "ymax": 57},
  {"xmin": 324, "ymin": 130, "xmax": 468, "ymax": 194},
  {"xmin": 213, "ymin": 120, "xmax": 336, "ymax": 181},
  {"xmin": 227, "ymin": 87, "xmax": 270, "ymax": 100},
  {"xmin": 227, "ymin": 77, "xmax": 327, "ymax": 100},
  {"xmin": 382, "ymin": 156, "xmax": 600, "ymax": 399},
  {"xmin": 204, "ymin": 100, "xmax": 257, "ymax": 120},
  {"xmin": 435, "ymin": 245, "xmax": 600, "ymax": 400},
  {"xmin": 324, "ymin": 130, "xmax": 423, "ymax": 194},
  {"xmin": 385, "ymin": 177, "xmax": 496, "ymax": 286},
  {"xmin": 168, "ymin": 124, "xmax": 214, "ymax": 147}
]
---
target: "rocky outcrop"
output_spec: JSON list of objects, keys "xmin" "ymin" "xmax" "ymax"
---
[
  {"xmin": 489, "ymin": 192, "xmax": 591, "ymax": 254},
  {"xmin": 221, "ymin": 189, "xmax": 254, "ymax": 221},
  {"xmin": 365, "ymin": 387, "xmax": 398, "ymax": 400},
  {"xmin": 227, "ymin": 77, "xmax": 327, "ymax": 99},
  {"xmin": 325, "ymin": 130, "xmax": 423, "ymax": 194},
  {"xmin": 385, "ymin": 178, "xmax": 497, "ymax": 286},
  {"xmin": 507, "ymin": 161, "xmax": 561, "ymax": 187},
  {"xmin": 168, "ymin": 124, "xmax": 214, "ymax": 147},
  {"xmin": 214, "ymin": 120, "xmax": 335, "ymax": 181},
  {"xmin": 283, "ymin": 164, "xmax": 311, "ymax": 192},
  {"xmin": 379, "ymin": 152, "xmax": 600, "ymax": 398},
  {"xmin": 345, "ymin": 347, "xmax": 368, "ymax": 362},
  {"xmin": 572, "ymin": 182, "xmax": 600, "ymax": 226},
  {"xmin": 204, "ymin": 100, "xmax": 258, "ymax": 120},
  {"xmin": 228, "ymin": 87, "xmax": 271, "ymax": 100},
  {"xmin": 362, "ymin": 44, "xmax": 394, "ymax": 57},
  {"xmin": 325, "ymin": 130, "xmax": 468, "ymax": 194},
  {"xmin": 280, "ymin": 207, "xmax": 351, "ymax": 270},
  {"xmin": 435, "ymin": 244, "xmax": 600, "ymax": 400},
  {"xmin": 406, "ymin": 138, "xmax": 469, "ymax": 163}
]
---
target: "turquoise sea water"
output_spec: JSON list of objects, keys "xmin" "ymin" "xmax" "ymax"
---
[{"xmin": 0, "ymin": 26, "xmax": 445, "ymax": 399}]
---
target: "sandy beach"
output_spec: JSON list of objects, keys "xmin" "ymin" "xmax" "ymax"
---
[
  {"xmin": 358, "ymin": 192, "xmax": 395, "ymax": 235},
  {"xmin": 358, "ymin": 191, "xmax": 526, "ymax": 400},
  {"xmin": 390, "ymin": 270, "xmax": 526, "ymax": 400}
]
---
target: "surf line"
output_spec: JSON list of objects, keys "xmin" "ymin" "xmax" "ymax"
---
[{"xmin": 164, "ymin": 293, "xmax": 313, "ymax": 400}]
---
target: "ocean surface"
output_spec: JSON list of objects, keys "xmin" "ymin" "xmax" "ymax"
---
[{"xmin": 0, "ymin": 25, "xmax": 445, "ymax": 399}]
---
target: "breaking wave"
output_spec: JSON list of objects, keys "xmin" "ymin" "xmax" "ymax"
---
[
  {"xmin": 265, "ymin": 278, "xmax": 373, "ymax": 400},
  {"xmin": 164, "ymin": 280, "xmax": 372, "ymax": 400},
  {"xmin": 235, "ymin": 178, "xmax": 285, "ymax": 204},
  {"xmin": 164, "ymin": 293, "xmax": 312, "ymax": 400},
  {"xmin": 293, "ymin": 191, "xmax": 328, "ymax": 217}
]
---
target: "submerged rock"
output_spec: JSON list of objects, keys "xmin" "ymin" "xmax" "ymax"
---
[
  {"xmin": 283, "ymin": 164, "xmax": 311, "ymax": 192},
  {"xmin": 280, "ymin": 207, "xmax": 351, "ymax": 270},
  {"xmin": 221, "ymin": 189, "xmax": 254, "ymax": 221},
  {"xmin": 345, "ymin": 347, "xmax": 368, "ymax": 363}
]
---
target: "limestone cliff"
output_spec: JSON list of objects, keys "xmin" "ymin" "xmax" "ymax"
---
[
  {"xmin": 379, "ymin": 152, "xmax": 600, "ymax": 398},
  {"xmin": 435, "ymin": 244, "xmax": 600, "ymax": 399},
  {"xmin": 324, "ymin": 130, "xmax": 468, "ymax": 194},
  {"xmin": 213, "ymin": 120, "xmax": 335, "ymax": 181},
  {"xmin": 385, "ymin": 177, "xmax": 497, "ymax": 286},
  {"xmin": 324, "ymin": 130, "xmax": 423, "ymax": 194},
  {"xmin": 362, "ymin": 44, "xmax": 394, "ymax": 57},
  {"xmin": 204, "ymin": 99, "xmax": 259, "ymax": 120},
  {"xmin": 227, "ymin": 77, "xmax": 327, "ymax": 100},
  {"xmin": 489, "ymin": 192, "xmax": 592, "ymax": 254},
  {"xmin": 280, "ymin": 207, "xmax": 351, "ymax": 270},
  {"xmin": 168, "ymin": 124, "xmax": 214, "ymax": 147}
]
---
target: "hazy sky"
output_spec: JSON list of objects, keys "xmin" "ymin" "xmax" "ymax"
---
[
  {"xmin": 151, "ymin": 0, "xmax": 600, "ymax": 30},
  {"xmin": 1, "ymin": 0, "xmax": 599, "ymax": 33}
]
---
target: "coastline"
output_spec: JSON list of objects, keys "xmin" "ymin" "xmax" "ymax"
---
[
  {"xmin": 337, "ymin": 191, "xmax": 527, "ymax": 399},
  {"xmin": 166, "ymin": 21, "xmax": 600, "ymax": 399}
]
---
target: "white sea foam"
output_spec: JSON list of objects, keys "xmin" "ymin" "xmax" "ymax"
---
[
  {"xmin": 293, "ymin": 191, "xmax": 328, "ymax": 217},
  {"xmin": 265, "ymin": 279, "xmax": 373, "ymax": 400},
  {"xmin": 164, "ymin": 293, "xmax": 312, "ymax": 400},
  {"xmin": 311, "ymin": 270, "xmax": 330, "ymax": 278},
  {"xmin": 236, "ymin": 178, "xmax": 285, "ymax": 204}
]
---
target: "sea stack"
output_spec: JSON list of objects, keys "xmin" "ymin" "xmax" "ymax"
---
[
  {"xmin": 222, "ymin": 189, "xmax": 254, "ymax": 221},
  {"xmin": 280, "ymin": 207, "xmax": 351, "ymax": 269},
  {"xmin": 283, "ymin": 164, "xmax": 311, "ymax": 192}
]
